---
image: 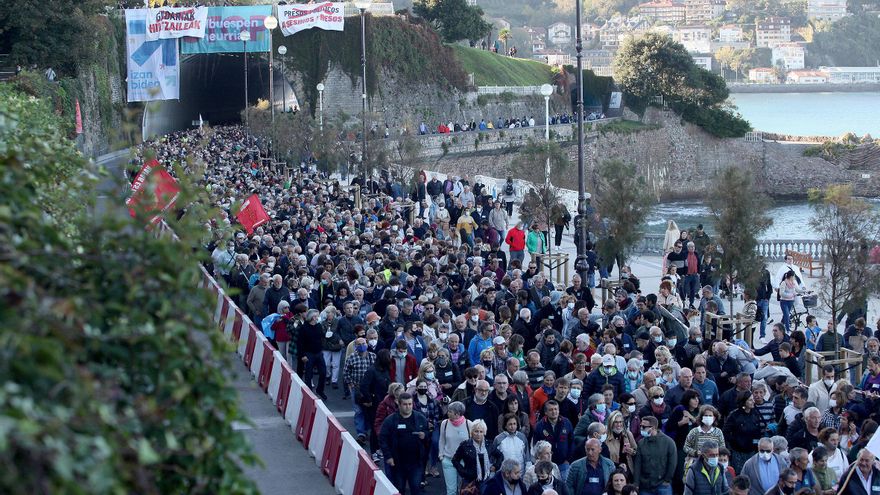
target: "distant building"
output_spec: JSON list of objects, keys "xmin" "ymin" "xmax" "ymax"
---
[
  {"xmin": 531, "ymin": 37, "xmax": 546, "ymax": 52},
  {"xmin": 534, "ymin": 49, "xmax": 572, "ymax": 65},
  {"xmin": 772, "ymin": 42, "xmax": 805, "ymax": 70},
  {"xmin": 756, "ymin": 17, "xmax": 791, "ymax": 48},
  {"xmin": 808, "ymin": 0, "xmax": 847, "ymax": 21},
  {"xmin": 749, "ymin": 67, "xmax": 777, "ymax": 83},
  {"xmin": 524, "ymin": 26, "xmax": 547, "ymax": 38},
  {"xmin": 638, "ymin": 1, "xmax": 687, "ymax": 24},
  {"xmin": 692, "ymin": 54, "xmax": 713, "ymax": 71},
  {"xmin": 718, "ymin": 24, "xmax": 744, "ymax": 43},
  {"xmin": 491, "ymin": 18, "xmax": 512, "ymax": 32},
  {"xmin": 684, "ymin": 0, "xmax": 725, "ymax": 23},
  {"xmin": 675, "ymin": 24, "xmax": 712, "ymax": 52},
  {"xmin": 822, "ymin": 66, "xmax": 880, "ymax": 83},
  {"xmin": 467, "ymin": 0, "xmax": 477, "ymax": 6},
  {"xmin": 584, "ymin": 49, "xmax": 616, "ymax": 71},
  {"xmin": 786, "ymin": 70, "xmax": 828, "ymax": 83},
  {"xmin": 548, "ymin": 22, "xmax": 573, "ymax": 46}
]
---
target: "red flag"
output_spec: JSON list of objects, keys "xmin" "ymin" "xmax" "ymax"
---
[
  {"xmin": 75, "ymin": 99, "xmax": 83, "ymax": 135},
  {"xmin": 126, "ymin": 159, "xmax": 181, "ymax": 222},
  {"xmin": 236, "ymin": 194, "xmax": 270, "ymax": 235}
]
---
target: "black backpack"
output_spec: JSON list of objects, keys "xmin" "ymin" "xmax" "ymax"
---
[{"xmin": 504, "ymin": 183, "xmax": 514, "ymax": 196}]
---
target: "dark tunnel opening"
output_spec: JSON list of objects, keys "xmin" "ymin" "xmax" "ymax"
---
[{"xmin": 144, "ymin": 52, "xmax": 294, "ymax": 138}]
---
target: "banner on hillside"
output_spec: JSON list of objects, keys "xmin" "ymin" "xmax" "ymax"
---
[
  {"xmin": 126, "ymin": 9, "xmax": 180, "ymax": 102},
  {"xmin": 278, "ymin": 3, "xmax": 344, "ymax": 36},
  {"xmin": 126, "ymin": 159, "xmax": 181, "ymax": 222},
  {"xmin": 181, "ymin": 5, "xmax": 272, "ymax": 54},
  {"xmin": 144, "ymin": 6, "xmax": 209, "ymax": 40},
  {"xmin": 237, "ymin": 194, "xmax": 270, "ymax": 234},
  {"xmin": 609, "ymin": 91, "xmax": 622, "ymax": 109}
]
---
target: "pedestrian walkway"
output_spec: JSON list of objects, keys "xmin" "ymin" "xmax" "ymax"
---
[{"xmin": 231, "ymin": 358, "xmax": 337, "ymax": 495}]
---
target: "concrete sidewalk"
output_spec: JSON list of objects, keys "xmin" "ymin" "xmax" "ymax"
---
[{"xmin": 231, "ymin": 360, "xmax": 337, "ymax": 495}]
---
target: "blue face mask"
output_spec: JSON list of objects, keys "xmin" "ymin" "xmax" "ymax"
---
[
  {"xmin": 542, "ymin": 385, "xmax": 555, "ymax": 396},
  {"xmin": 356, "ymin": 344, "xmax": 368, "ymax": 353},
  {"xmin": 706, "ymin": 457, "xmax": 719, "ymax": 467},
  {"xmin": 640, "ymin": 429, "xmax": 651, "ymax": 438},
  {"xmin": 596, "ymin": 403, "xmax": 607, "ymax": 413}
]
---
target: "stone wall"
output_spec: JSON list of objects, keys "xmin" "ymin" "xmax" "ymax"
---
[
  {"xmin": 411, "ymin": 107, "xmax": 880, "ymax": 199},
  {"xmin": 288, "ymin": 63, "xmax": 571, "ymax": 130}
]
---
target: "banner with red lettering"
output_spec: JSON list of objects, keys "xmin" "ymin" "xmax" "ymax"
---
[
  {"xmin": 145, "ymin": 6, "xmax": 209, "ymax": 40},
  {"xmin": 126, "ymin": 159, "xmax": 181, "ymax": 221},
  {"xmin": 236, "ymin": 194, "xmax": 270, "ymax": 234},
  {"xmin": 278, "ymin": 3, "xmax": 345, "ymax": 36}
]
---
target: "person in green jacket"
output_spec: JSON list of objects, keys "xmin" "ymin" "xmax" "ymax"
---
[
  {"xmin": 684, "ymin": 440, "xmax": 729, "ymax": 495},
  {"xmin": 526, "ymin": 223, "xmax": 547, "ymax": 268},
  {"xmin": 566, "ymin": 438, "xmax": 616, "ymax": 495},
  {"xmin": 633, "ymin": 415, "xmax": 677, "ymax": 495}
]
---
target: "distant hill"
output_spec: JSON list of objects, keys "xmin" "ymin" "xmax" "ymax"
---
[{"xmin": 451, "ymin": 45, "xmax": 554, "ymax": 85}]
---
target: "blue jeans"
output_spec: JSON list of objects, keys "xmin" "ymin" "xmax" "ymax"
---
[
  {"xmin": 558, "ymin": 461, "xmax": 570, "ymax": 482},
  {"xmin": 781, "ymin": 299, "xmax": 794, "ymax": 332},
  {"xmin": 351, "ymin": 394, "xmax": 367, "ymax": 437},
  {"xmin": 509, "ymin": 249, "xmax": 525, "ymax": 266},
  {"xmin": 441, "ymin": 458, "xmax": 459, "ymax": 495},
  {"xmin": 683, "ymin": 274, "xmax": 700, "ymax": 306},
  {"xmin": 757, "ymin": 299, "xmax": 770, "ymax": 337},
  {"xmin": 587, "ymin": 271, "xmax": 596, "ymax": 288},
  {"xmin": 640, "ymin": 483, "xmax": 673, "ymax": 495},
  {"xmin": 391, "ymin": 463, "xmax": 423, "ymax": 495},
  {"xmin": 302, "ymin": 351, "xmax": 326, "ymax": 395}
]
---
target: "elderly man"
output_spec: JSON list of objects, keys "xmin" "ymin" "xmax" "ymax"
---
[
  {"xmin": 343, "ymin": 337, "xmax": 376, "ymax": 444},
  {"xmin": 247, "ymin": 272, "xmax": 271, "ymax": 325},
  {"xmin": 788, "ymin": 406, "xmax": 822, "ymax": 451},
  {"xmin": 740, "ymin": 437, "xmax": 787, "ymax": 495},
  {"xmin": 464, "ymin": 380, "xmax": 500, "ymax": 439},
  {"xmin": 666, "ymin": 367, "xmax": 700, "ymax": 407},
  {"xmin": 566, "ymin": 438, "xmax": 615, "ymax": 495},
  {"xmin": 482, "ymin": 458, "xmax": 528, "ymax": 495},
  {"xmin": 684, "ymin": 440, "xmax": 729, "ymax": 495},
  {"xmin": 838, "ymin": 448, "xmax": 880, "ymax": 495}
]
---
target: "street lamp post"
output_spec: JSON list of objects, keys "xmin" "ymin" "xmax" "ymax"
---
[
  {"xmin": 240, "ymin": 29, "xmax": 251, "ymax": 140},
  {"xmin": 277, "ymin": 45, "xmax": 287, "ymax": 113},
  {"xmin": 316, "ymin": 83, "xmax": 325, "ymax": 132},
  {"xmin": 354, "ymin": 0, "xmax": 371, "ymax": 177},
  {"xmin": 573, "ymin": 0, "xmax": 588, "ymax": 283},
  {"xmin": 263, "ymin": 15, "xmax": 278, "ymax": 122},
  {"xmin": 540, "ymin": 83, "xmax": 554, "ymax": 263}
]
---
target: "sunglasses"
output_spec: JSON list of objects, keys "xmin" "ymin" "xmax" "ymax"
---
[{"xmin": 653, "ymin": 395, "xmax": 665, "ymax": 399}]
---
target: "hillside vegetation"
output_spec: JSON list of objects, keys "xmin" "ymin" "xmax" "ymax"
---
[{"xmin": 451, "ymin": 45, "xmax": 554, "ymax": 86}]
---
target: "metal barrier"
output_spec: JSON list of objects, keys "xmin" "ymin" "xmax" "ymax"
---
[
  {"xmin": 542, "ymin": 252, "xmax": 570, "ymax": 286},
  {"xmin": 803, "ymin": 348, "xmax": 863, "ymax": 385}
]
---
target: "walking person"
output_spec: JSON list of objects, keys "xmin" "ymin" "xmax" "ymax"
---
[
  {"xmin": 299, "ymin": 309, "xmax": 328, "ymax": 400},
  {"xmin": 633, "ymin": 415, "xmax": 677, "ymax": 495},
  {"xmin": 439, "ymin": 402, "xmax": 473, "ymax": 495},
  {"xmin": 344, "ymin": 337, "xmax": 376, "ymax": 445},
  {"xmin": 502, "ymin": 177, "xmax": 516, "ymax": 216},
  {"xmin": 380, "ymin": 392, "xmax": 430, "ymax": 494},
  {"xmin": 550, "ymin": 200, "xmax": 571, "ymax": 249}
]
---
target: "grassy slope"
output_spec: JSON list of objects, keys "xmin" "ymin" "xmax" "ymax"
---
[{"xmin": 450, "ymin": 45, "xmax": 554, "ymax": 86}]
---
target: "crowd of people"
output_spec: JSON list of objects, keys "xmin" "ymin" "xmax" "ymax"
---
[
  {"xmin": 139, "ymin": 124, "xmax": 880, "ymax": 495},
  {"xmin": 416, "ymin": 112, "xmax": 609, "ymax": 136}
]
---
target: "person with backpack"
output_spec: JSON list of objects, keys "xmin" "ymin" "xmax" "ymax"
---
[{"xmin": 502, "ymin": 177, "xmax": 516, "ymax": 216}]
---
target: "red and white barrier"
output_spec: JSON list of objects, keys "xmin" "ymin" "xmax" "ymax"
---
[{"xmin": 190, "ymin": 248, "xmax": 400, "ymax": 495}]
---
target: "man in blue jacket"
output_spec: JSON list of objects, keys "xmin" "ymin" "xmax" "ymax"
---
[
  {"xmin": 482, "ymin": 458, "xmax": 529, "ymax": 495},
  {"xmin": 566, "ymin": 438, "xmax": 615, "ymax": 495},
  {"xmin": 534, "ymin": 400, "xmax": 574, "ymax": 481}
]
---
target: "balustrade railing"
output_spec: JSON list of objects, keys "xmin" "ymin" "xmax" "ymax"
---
[{"xmin": 632, "ymin": 234, "xmax": 825, "ymax": 259}]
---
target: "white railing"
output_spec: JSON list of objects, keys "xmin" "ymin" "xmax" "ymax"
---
[
  {"xmin": 477, "ymin": 86, "xmax": 545, "ymax": 95},
  {"xmin": 634, "ymin": 234, "xmax": 825, "ymax": 258}
]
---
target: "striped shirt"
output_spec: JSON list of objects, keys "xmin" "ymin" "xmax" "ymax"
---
[{"xmin": 683, "ymin": 426, "xmax": 726, "ymax": 457}]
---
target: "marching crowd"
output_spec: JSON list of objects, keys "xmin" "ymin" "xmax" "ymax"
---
[{"xmin": 140, "ymin": 124, "xmax": 880, "ymax": 495}]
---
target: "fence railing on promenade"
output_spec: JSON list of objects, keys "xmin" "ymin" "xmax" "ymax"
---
[
  {"xmin": 634, "ymin": 234, "xmax": 825, "ymax": 259},
  {"xmin": 476, "ymin": 85, "xmax": 545, "ymax": 95}
]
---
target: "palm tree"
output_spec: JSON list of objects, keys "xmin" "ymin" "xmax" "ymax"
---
[{"xmin": 498, "ymin": 28, "xmax": 512, "ymax": 55}]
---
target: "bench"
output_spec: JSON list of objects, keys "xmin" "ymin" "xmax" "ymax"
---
[{"xmin": 785, "ymin": 249, "xmax": 825, "ymax": 277}]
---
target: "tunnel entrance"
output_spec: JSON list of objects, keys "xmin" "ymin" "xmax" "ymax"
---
[{"xmin": 143, "ymin": 53, "xmax": 296, "ymax": 139}]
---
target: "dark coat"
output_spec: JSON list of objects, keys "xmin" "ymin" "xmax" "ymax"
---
[
  {"xmin": 482, "ymin": 471, "xmax": 528, "ymax": 495},
  {"xmin": 451, "ymin": 439, "xmax": 503, "ymax": 483}
]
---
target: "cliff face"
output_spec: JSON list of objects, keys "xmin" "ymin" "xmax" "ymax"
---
[{"xmin": 412, "ymin": 108, "xmax": 880, "ymax": 199}]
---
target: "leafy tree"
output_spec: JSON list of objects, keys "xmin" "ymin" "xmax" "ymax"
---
[
  {"xmin": 614, "ymin": 33, "xmax": 750, "ymax": 137},
  {"xmin": 509, "ymin": 138, "xmax": 570, "ymax": 186},
  {"xmin": 414, "ymin": 0, "xmax": 492, "ymax": 43},
  {"xmin": 715, "ymin": 46, "xmax": 737, "ymax": 80},
  {"xmin": 807, "ymin": 14, "xmax": 880, "ymax": 67},
  {"xmin": 809, "ymin": 185, "xmax": 880, "ymax": 353},
  {"xmin": 0, "ymin": 0, "xmax": 113, "ymax": 74},
  {"xmin": 0, "ymin": 87, "xmax": 257, "ymax": 493},
  {"xmin": 592, "ymin": 159, "xmax": 654, "ymax": 273},
  {"xmin": 706, "ymin": 167, "xmax": 773, "ymax": 311},
  {"xmin": 498, "ymin": 28, "xmax": 512, "ymax": 54}
]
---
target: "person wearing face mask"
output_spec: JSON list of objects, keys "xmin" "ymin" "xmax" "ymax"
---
[
  {"xmin": 298, "ymin": 308, "xmax": 328, "ymax": 400},
  {"xmin": 531, "ymin": 371, "xmax": 558, "ymax": 425},
  {"xmin": 585, "ymin": 354, "xmax": 625, "ymax": 398},
  {"xmin": 683, "ymin": 440, "xmax": 729, "ymax": 495},
  {"xmin": 633, "ymin": 416, "xmax": 677, "ymax": 495},
  {"xmin": 434, "ymin": 348, "xmax": 461, "ymax": 395},
  {"xmin": 390, "ymin": 339, "xmax": 419, "ymax": 385},
  {"xmin": 526, "ymin": 460, "xmax": 569, "ymax": 495},
  {"xmin": 482, "ymin": 458, "xmax": 529, "ymax": 495},
  {"xmin": 683, "ymin": 405, "xmax": 726, "ymax": 465},
  {"xmin": 605, "ymin": 410, "xmax": 638, "ymax": 473},
  {"xmin": 560, "ymin": 379, "xmax": 586, "ymax": 427},
  {"xmin": 467, "ymin": 323, "xmax": 495, "ymax": 372},
  {"xmin": 411, "ymin": 378, "xmax": 444, "ymax": 482},
  {"xmin": 741, "ymin": 437, "xmax": 785, "ymax": 495},
  {"xmin": 707, "ymin": 342, "xmax": 742, "ymax": 395},
  {"xmin": 343, "ymin": 337, "xmax": 377, "ymax": 445},
  {"xmin": 763, "ymin": 468, "xmax": 799, "ymax": 495}
]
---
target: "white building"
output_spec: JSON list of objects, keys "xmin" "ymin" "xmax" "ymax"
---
[
  {"xmin": 718, "ymin": 24, "xmax": 744, "ymax": 43},
  {"xmin": 638, "ymin": 1, "xmax": 687, "ymax": 24},
  {"xmin": 548, "ymin": 22, "xmax": 573, "ymax": 46},
  {"xmin": 684, "ymin": 0, "xmax": 725, "ymax": 23},
  {"xmin": 786, "ymin": 70, "xmax": 828, "ymax": 83},
  {"xmin": 822, "ymin": 66, "xmax": 880, "ymax": 83},
  {"xmin": 676, "ymin": 24, "xmax": 712, "ymax": 52},
  {"xmin": 534, "ymin": 49, "xmax": 572, "ymax": 65},
  {"xmin": 756, "ymin": 17, "xmax": 791, "ymax": 48},
  {"xmin": 748, "ymin": 67, "xmax": 777, "ymax": 83},
  {"xmin": 808, "ymin": 0, "xmax": 847, "ymax": 21},
  {"xmin": 692, "ymin": 54, "xmax": 713, "ymax": 71},
  {"xmin": 772, "ymin": 43, "xmax": 805, "ymax": 70}
]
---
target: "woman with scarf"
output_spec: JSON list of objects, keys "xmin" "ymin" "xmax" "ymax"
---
[
  {"xmin": 439, "ymin": 402, "xmax": 473, "ymax": 495},
  {"xmin": 622, "ymin": 358, "xmax": 643, "ymax": 394},
  {"xmin": 451, "ymin": 420, "xmax": 500, "ymax": 494},
  {"xmin": 637, "ymin": 385, "xmax": 672, "ymax": 430},
  {"xmin": 412, "ymin": 378, "xmax": 444, "ymax": 482},
  {"xmin": 606, "ymin": 410, "xmax": 637, "ymax": 473}
]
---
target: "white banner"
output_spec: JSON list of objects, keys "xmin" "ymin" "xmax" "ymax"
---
[
  {"xmin": 144, "ymin": 6, "xmax": 208, "ymax": 40},
  {"xmin": 126, "ymin": 9, "xmax": 180, "ymax": 102},
  {"xmin": 278, "ymin": 2, "xmax": 345, "ymax": 36},
  {"xmin": 609, "ymin": 91, "xmax": 622, "ymax": 109}
]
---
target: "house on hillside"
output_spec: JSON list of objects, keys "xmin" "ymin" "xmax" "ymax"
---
[
  {"xmin": 692, "ymin": 54, "xmax": 713, "ymax": 71},
  {"xmin": 491, "ymin": 18, "xmax": 512, "ymax": 32},
  {"xmin": 675, "ymin": 24, "xmax": 712, "ymax": 52},
  {"xmin": 533, "ymin": 49, "xmax": 572, "ymax": 65},
  {"xmin": 808, "ymin": 0, "xmax": 847, "ymax": 21},
  {"xmin": 786, "ymin": 70, "xmax": 828, "ymax": 83},
  {"xmin": 822, "ymin": 66, "xmax": 880, "ymax": 83},
  {"xmin": 748, "ymin": 67, "xmax": 777, "ymax": 83},
  {"xmin": 638, "ymin": 0, "xmax": 687, "ymax": 24},
  {"xmin": 531, "ymin": 37, "xmax": 546, "ymax": 52},
  {"xmin": 772, "ymin": 43, "xmax": 805, "ymax": 70},
  {"xmin": 718, "ymin": 24, "xmax": 744, "ymax": 43},
  {"xmin": 548, "ymin": 22, "xmax": 573, "ymax": 46},
  {"xmin": 684, "ymin": 0, "xmax": 725, "ymax": 23},
  {"xmin": 756, "ymin": 17, "xmax": 791, "ymax": 48}
]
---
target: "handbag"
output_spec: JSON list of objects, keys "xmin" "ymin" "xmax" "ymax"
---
[{"xmin": 459, "ymin": 480, "xmax": 480, "ymax": 495}]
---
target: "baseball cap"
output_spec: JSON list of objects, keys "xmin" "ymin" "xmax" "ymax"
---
[
  {"xmin": 602, "ymin": 354, "xmax": 615, "ymax": 366},
  {"xmin": 492, "ymin": 336, "xmax": 506, "ymax": 345}
]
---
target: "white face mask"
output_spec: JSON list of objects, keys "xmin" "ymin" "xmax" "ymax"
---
[
  {"xmin": 829, "ymin": 399, "xmax": 838, "ymax": 408},
  {"xmin": 599, "ymin": 433, "xmax": 607, "ymax": 443},
  {"xmin": 667, "ymin": 339, "xmax": 677, "ymax": 347},
  {"xmin": 702, "ymin": 415, "xmax": 714, "ymax": 426},
  {"xmin": 759, "ymin": 452, "xmax": 773, "ymax": 462},
  {"xmin": 438, "ymin": 332, "xmax": 448, "ymax": 341},
  {"xmin": 325, "ymin": 331, "xmax": 334, "ymax": 338},
  {"xmin": 567, "ymin": 302, "xmax": 575, "ymax": 310},
  {"xmin": 627, "ymin": 405, "xmax": 636, "ymax": 413},
  {"xmin": 471, "ymin": 315, "xmax": 479, "ymax": 322},
  {"xmin": 824, "ymin": 379, "xmax": 835, "ymax": 387},
  {"xmin": 368, "ymin": 339, "xmax": 378, "ymax": 347},
  {"xmin": 653, "ymin": 397, "xmax": 664, "ymax": 406},
  {"xmin": 653, "ymin": 336, "xmax": 663, "ymax": 343}
]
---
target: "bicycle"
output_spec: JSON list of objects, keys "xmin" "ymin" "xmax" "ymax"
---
[{"xmin": 788, "ymin": 291, "xmax": 817, "ymax": 332}]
